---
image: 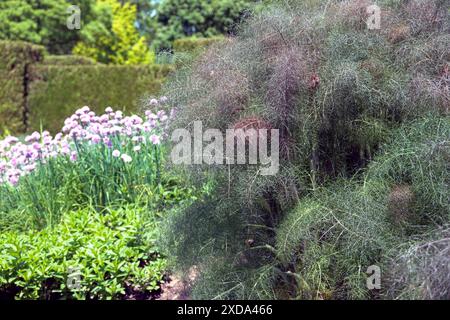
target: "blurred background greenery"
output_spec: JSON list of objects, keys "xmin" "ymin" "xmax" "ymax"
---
[{"xmin": 0, "ymin": 0, "xmax": 262, "ymax": 135}]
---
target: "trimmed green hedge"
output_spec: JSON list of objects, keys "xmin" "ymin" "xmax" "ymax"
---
[
  {"xmin": 42, "ymin": 55, "xmax": 97, "ymax": 66},
  {"xmin": 173, "ymin": 36, "xmax": 224, "ymax": 53},
  {"xmin": 28, "ymin": 64, "xmax": 174, "ymax": 133},
  {"xmin": 0, "ymin": 40, "xmax": 175, "ymax": 135},
  {"xmin": 0, "ymin": 41, "xmax": 44, "ymax": 134}
]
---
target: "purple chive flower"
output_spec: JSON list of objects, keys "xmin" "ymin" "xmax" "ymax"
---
[
  {"xmin": 81, "ymin": 106, "xmax": 90, "ymax": 113},
  {"xmin": 1, "ymin": 98, "xmax": 171, "ymax": 187},
  {"xmin": 104, "ymin": 137, "xmax": 113, "ymax": 147},
  {"xmin": 100, "ymin": 114, "xmax": 109, "ymax": 123},
  {"xmin": 80, "ymin": 115, "xmax": 90, "ymax": 124},
  {"xmin": 43, "ymin": 136, "xmax": 52, "ymax": 145},
  {"xmin": 32, "ymin": 142, "xmax": 41, "ymax": 151},
  {"xmin": 150, "ymin": 134, "xmax": 161, "ymax": 145},
  {"xmin": 8, "ymin": 175, "xmax": 19, "ymax": 186},
  {"xmin": 90, "ymin": 134, "xmax": 101, "ymax": 144},
  {"xmin": 115, "ymin": 111, "xmax": 123, "ymax": 120},
  {"xmin": 61, "ymin": 146, "xmax": 70, "ymax": 155},
  {"xmin": 25, "ymin": 132, "xmax": 40, "ymax": 143},
  {"xmin": 70, "ymin": 151, "xmax": 78, "ymax": 162},
  {"xmin": 5, "ymin": 136, "xmax": 19, "ymax": 145}
]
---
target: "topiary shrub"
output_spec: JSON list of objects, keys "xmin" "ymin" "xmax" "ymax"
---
[{"xmin": 0, "ymin": 41, "xmax": 175, "ymax": 135}]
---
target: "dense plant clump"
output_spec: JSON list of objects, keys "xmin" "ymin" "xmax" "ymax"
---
[
  {"xmin": 386, "ymin": 226, "xmax": 450, "ymax": 300},
  {"xmin": 276, "ymin": 117, "xmax": 449, "ymax": 299},
  {"xmin": 160, "ymin": 0, "xmax": 449, "ymax": 299},
  {"xmin": 0, "ymin": 98, "xmax": 179, "ymax": 230},
  {"xmin": 0, "ymin": 206, "xmax": 166, "ymax": 300},
  {"xmin": 0, "ymin": 95, "xmax": 199, "ymax": 300}
]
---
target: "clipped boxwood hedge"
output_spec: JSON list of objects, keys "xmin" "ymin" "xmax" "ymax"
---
[
  {"xmin": 28, "ymin": 64, "xmax": 174, "ymax": 133},
  {"xmin": 173, "ymin": 36, "xmax": 224, "ymax": 53},
  {"xmin": 0, "ymin": 41, "xmax": 45, "ymax": 134},
  {"xmin": 42, "ymin": 55, "xmax": 97, "ymax": 66}
]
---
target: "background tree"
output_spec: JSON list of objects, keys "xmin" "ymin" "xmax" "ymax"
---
[
  {"xmin": 0, "ymin": 0, "xmax": 95, "ymax": 54},
  {"xmin": 126, "ymin": 0, "xmax": 159, "ymax": 41},
  {"xmin": 153, "ymin": 0, "xmax": 255, "ymax": 50},
  {"xmin": 73, "ymin": 0, "xmax": 154, "ymax": 64}
]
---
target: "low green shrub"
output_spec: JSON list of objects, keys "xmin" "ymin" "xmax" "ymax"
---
[{"xmin": 0, "ymin": 206, "xmax": 166, "ymax": 300}]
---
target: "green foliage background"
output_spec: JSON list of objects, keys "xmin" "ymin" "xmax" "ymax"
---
[
  {"xmin": 153, "ymin": 0, "xmax": 255, "ymax": 50},
  {"xmin": 0, "ymin": 0, "xmax": 95, "ymax": 54},
  {"xmin": 73, "ymin": 0, "xmax": 155, "ymax": 64}
]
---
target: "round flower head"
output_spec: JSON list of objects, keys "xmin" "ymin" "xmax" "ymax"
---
[
  {"xmin": 121, "ymin": 154, "xmax": 132, "ymax": 163},
  {"xmin": 80, "ymin": 106, "xmax": 90, "ymax": 113},
  {"xmin": 8, "ymin": 174, "xmax": 19, "ymax": 186},
  {"xmin": 115, "ymin": 111, "xmax": 123, "ymax": 120},
  {"xmin": 90, "ymin": 135, "xmax": 101, "ymax": 144},
  {"xmin": 70, "ymin": 151, "xmax": 78, "ymax": 162},
  {"xmin": 112, "ymin": 150, "xmax": 121, "ymax": 158},
  {"xmin": 150, "ymin": 134, "xmax": 161, "ymax": 145}
]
